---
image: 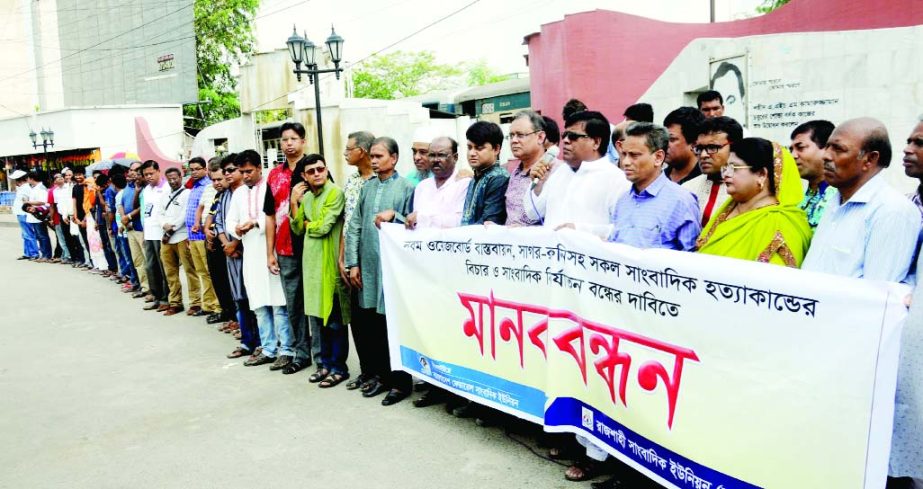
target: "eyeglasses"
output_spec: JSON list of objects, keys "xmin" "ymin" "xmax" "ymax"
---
[
  {"xmin": 343, "ymin": 146, "xmax": 359, "ymax": 155},
  {"xmin": 693, "ymin": 143, "xmax": 729, "ymax": 155},
  {"xmin": 506, "ymin": 130, "xmax": 540, "ymax": 141},
  {"xmin": 720, "ymin": 164, "xmax": 753, "ymax": 178},
  {"xmin": 562, "ymin": 131, "xmax": 590, "ymax": 142},
  {"xmin": 303, "ymin": 166, "xmax": 326, "ymax": 175},
  {"xmin": 223, "ymin": 167, "xmax": 238, "ymax": 174},
  {"xmin": 429, "ymin": 152, "xmax": 454, "ymax": 160}
]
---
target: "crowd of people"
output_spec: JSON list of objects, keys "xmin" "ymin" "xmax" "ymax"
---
[{"xmin": 10, "ymin": 90, "xmax": 923, "ymax": 488}]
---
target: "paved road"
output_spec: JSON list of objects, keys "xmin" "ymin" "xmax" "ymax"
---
[{"xmin": 0, "ymin": 227, "xmax": 585, "ymax": 489}]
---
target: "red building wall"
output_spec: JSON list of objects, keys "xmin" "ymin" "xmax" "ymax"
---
[{"xmin": 526, "ymin": 0, "xmax": 923, "ymax": 126}]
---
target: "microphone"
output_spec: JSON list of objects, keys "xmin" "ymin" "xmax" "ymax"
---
[{"xmin": 531, "ymin": 152, "xmax": 556, "ymax": 189}]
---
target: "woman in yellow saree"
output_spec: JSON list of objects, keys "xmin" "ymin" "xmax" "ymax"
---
[{"xmin": 696, "ymin": 138, "xmax": 812, "ymax": 267}]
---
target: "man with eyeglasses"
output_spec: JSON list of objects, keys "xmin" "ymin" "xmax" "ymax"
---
[
  {"xmin": 504, "ymin": 110, "xmax": 550, "ymax": 227},
  {"xmin": 528, "ymin": 110, "xmax": 630, "ymax": 238},
  {"xmin": 184, "ymin": 157, "xmax": 220, "ymax": 318},
  {"xmin": 216, "ymin": 154, "xmax": 260, "ymax": 360},
  {"xmin": 682, "ymin": 116, "xmax": 743, "ymax": 226},
  {"xmin": 263, "ymin": 122, "xmax": 307, "ymax": 374},
  {"xmin": 404, "ymin": 137, "xmax": 470, "ymax": 230}
]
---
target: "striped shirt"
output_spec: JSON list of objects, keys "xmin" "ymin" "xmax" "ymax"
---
[
  {"xmin": 802, "ymin": 173, "xmax": 921, "ymax": 282},
  {"xmin": 185, "ymin": 176, "xmax": 211, "ymax": 241},
  {"xmin": 608, "ymin": 173, "xmax": 701, "ymax": 251}
]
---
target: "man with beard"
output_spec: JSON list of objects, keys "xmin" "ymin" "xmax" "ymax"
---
[{"xmin": 228, "ymin": 150, "xmax": 292, "ymax": 367}]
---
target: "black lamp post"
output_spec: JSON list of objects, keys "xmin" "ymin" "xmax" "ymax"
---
[
  {"xmin": 29, "ymin": 127, "xmax": 55, "ymax": 153},
  {"xmin": 286, "ymin": 25, "xmax": 345, "ymax": 157}
]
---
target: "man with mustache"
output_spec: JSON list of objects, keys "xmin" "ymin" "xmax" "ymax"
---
[
  {"xmin": 802, "ymin": 117, "xmax": 920, "ymax": 282},
  {"xmin": 404, "ymin": 136, "xmax": 471, "ymax": 230},
  {"xmin": 682, "ymin": 116, "xmax": 743, "ymax": 227}
]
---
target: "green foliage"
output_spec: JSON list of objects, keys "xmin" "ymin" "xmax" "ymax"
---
[
  {"xmin": 254, "ymin": 109, "xmax": 290, "ymax": 125},
  {"xmin": 184, "ymin": 0, "xmax": 259, "ymax": 129},
  {"xmin": 465, "ymin": 59, "xmax": 507, "ymax": 87},
  {"xmin": 756, "ymin": 0, "xmax": 791, "ymax": 14},
  {"xmin": 352, "ymin": 50, "xmax": 463, "ymax": 100}
]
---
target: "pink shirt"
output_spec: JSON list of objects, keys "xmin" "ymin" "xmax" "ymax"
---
[{"xmin": 412, "ymin": 171, "xmax": 471, "ymax": 229}]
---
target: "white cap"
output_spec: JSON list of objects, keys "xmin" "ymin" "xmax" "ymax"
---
[
  {"xmin": 411, "ymin": 125, "xmax": 441, "ymax": 145},
  {"xmin": 9, "ymin": 170, "xmax": 26, "ymax": 180}
]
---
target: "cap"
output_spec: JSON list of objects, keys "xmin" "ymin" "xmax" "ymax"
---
[{"xmin": 9, "ymin": 170, "xmax": 26, "ymax": 180}]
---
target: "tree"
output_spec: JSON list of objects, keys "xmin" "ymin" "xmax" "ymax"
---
[
  {"xmin": 184, "ymin": 0, "xmax": 259, "ymax": 129},
  {"xmin": 756, "ymin": 0, "xmax": 791, "ymax": 14},
  {"xmin": 465, "ymin": 59, "xmax": 507, "ymax": 87},
  {"xmin": 352, "ymin": 50, "xmax": 463, "ymax": 100}
]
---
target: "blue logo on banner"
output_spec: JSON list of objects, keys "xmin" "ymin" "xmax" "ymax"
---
[
  {"xmin": 400, "ymin": 346, "xmax": 546, "ymax": 419},
  {"xmin": 545, "ymin": 398, "xmax": 762, "ymax": 489}
]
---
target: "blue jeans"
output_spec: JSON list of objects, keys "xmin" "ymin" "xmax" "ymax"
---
[
  {"xmin": 252, "ymin": 305, "xmax": 292, "ymax": 358},
  {"xmin": 31, "ymin": 222, "xmax": 51, "ymax": 259},
  {"xmin": 116, "ymin": 235, "xmax": 138, "ymax": 286},
  {"xmin": 236, "ymin": 299, "xmax": 260, "ymax": 353},
  {"xmin": 17, "ymin": 215, "xmax": 38, "ymax": 258},
  {"xmin": 310, "ymin": 295, "xmax": 349, "ymax": 375},
  {"xmin": 54, "ymin": 223, "xmax": 72, "ymax": 261}
]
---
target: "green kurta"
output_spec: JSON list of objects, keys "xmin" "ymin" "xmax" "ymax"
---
[
  {"xmin": 345, "ymin": 173, "xmax": 415, "ymax": 314},
  {"xmin": 291, "ymin": 182, "xmax": 350, "ymax": 325}
]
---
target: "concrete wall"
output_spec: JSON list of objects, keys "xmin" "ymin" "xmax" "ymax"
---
[
  {"xmin": 639, "ymin": 26, "xmax": 923, "ymax": 192},
  {"xmin": 0, "ymin": 106, "xmax": 184, "ymax": 162}
]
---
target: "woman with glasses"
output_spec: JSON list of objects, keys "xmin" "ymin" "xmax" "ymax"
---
[{"xmin": 696, "ymin": 137, "xmax": 812, "ymax": 267}]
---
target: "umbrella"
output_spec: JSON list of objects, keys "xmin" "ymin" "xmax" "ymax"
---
[
  {"xmin": 108, "ymin": 151, "xmax": 140, "ymax": 160},
  {"xmin": 85, "ymin": 160, "xmax": 115, "ymax": 174}
]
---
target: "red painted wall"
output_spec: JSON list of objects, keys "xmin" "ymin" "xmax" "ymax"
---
[{"xmin": 526, "ymin": 0, "xmax": 923, "ymax": 126}]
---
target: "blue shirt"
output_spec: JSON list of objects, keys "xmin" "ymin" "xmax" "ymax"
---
[
  {"xmin": 608, "ymin": 173, "xmax": 701, "ymax": 251},
  {"xmin": 120, "ymin": 183, "xmax": 142, "ymax": 232},
  {"xmin": 185, "ymin": 176, "xmax": 211, "ymax": 241},
  {"xmin": 101, "ymin": 186, "xmax": 116, "ymax": 234},
  {"xmin": 802, "ymin": 173, "xmax": 921, "ymax": 283}
]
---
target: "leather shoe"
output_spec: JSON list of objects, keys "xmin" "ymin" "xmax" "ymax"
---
[
  {"xmin": 412, "ymin": 389, "xmax": 444, "ymax": 408},
  {"xmin": 452, "ymin": 401, "xmax": 477, "ymax": 418},
  {"xmin": 206, "ymin": 313, "xmax": 224, "ymax": 324},
  {"xmin": 381, "ymin": 388, "xmax": 409, "ymax": 406},
  {"xmin": 282, "ymin": 361, "xmax": 309, "ymax": 375},
  {"xmin": 185, "ymin": 306, "xmax": 202, "ymax": 316},
  {"xmin": 157, "ymin": 304, "xmax": 172, "ymax": 313},
  {"xmin": 243, "ymin": 353, "xmax": 276, "ymax": 367},
  {"xmin": 361, "ymin": 380, "xmax": 388, "ymax": 398},
  {"xmin": 269, "ymin": 355, "xmax": 293, "ymax": 371},
  {"xmin": 163, "ymin": 305, "xmax": 184, "ymax": 316}
]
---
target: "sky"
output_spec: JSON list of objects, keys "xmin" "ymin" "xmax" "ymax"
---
[{"xmin": 254, "ymin": 0, "xmax": 765, "ymax": 75}]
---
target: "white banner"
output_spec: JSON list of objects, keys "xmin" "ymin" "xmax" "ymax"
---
[{"xmin": 380, "ymin": 224, "xmax": 908, "ymax": 489}]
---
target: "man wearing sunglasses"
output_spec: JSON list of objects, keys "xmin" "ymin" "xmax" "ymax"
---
[
  {"xmin": 682, "ymin": 116, "xmax": 743, "ymax": 226},
  {"xmin": 528, "ymin": 110, "xmax": 630, "ymax": 238}
]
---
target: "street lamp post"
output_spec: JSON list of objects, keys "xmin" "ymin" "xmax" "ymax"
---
[
  {"xmin": 29, "ymin": 127, "xmax": 55, "ymax": 153},
  {"xmin": 286, "ymin": 25, "xmax": 345, "ymax": 158}
]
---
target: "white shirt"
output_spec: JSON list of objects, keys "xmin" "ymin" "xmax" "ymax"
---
[
  {"xmin": 523, "ymin": 155, "xmax": 631, "ymax": 238},
  {"xmin": 13, "ymin": 184, "xmax": 29, "ymax": 217},
  {"xmin": 142, "ymin": 179, "xmax": 169, "ymax": 241},
  {"xmin": 682, "ymin": 174, "xmax": 729, "ymax": 226},
  {"xmin": 227, "ymin": 179, "xmax": 286, "ymax": 308},
  {"xmin": 26, "ymin": 183, "xmax": 48, "ymax": 224},
  {"xmin": 412, "ymin": 170, "xmax": 471, "ymax": 229},
  {"xmin": 52, "ymin": 184, "xmax": 72, "ymax": 218},
  {"xmin": 161, "ymin": 187, "xmax": 190, "ymax": 244}
]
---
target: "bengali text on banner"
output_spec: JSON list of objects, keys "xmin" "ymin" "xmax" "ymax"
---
[{"xmin": 378, "ymin": 224, "xmax": 908, "ymax": 489}]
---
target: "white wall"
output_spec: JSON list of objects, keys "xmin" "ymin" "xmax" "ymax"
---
[
  {"xmin": 639, "ymin": 25, "xmax": 923, "ymax": 192},
  {"xmin": 0, "ymin": 105, "xmax": 184, "ymax": 160},
  {"xmin": 189, "ymin": 116, "xmax": 257, "ymax": 160}
]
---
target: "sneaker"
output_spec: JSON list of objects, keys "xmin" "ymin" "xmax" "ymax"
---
[
  {"xmin": 243, "ymin": 353, "xmax": 276, "ymax": 367},
  {"xmin": 269, "ymin": 355, "xmax": 293, "ymax": 371}
]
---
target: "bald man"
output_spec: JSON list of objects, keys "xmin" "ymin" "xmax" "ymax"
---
[{"xmin": 802, "ymin": 117, "xmax": 921, "ymax": 282}]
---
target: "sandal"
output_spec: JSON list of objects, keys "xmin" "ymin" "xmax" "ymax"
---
[
  {"xmin": 232, "ymin": 331, "xmax": 242, "ymax": 340},
  {"xmin": 226, "ymin": 347, "xmax": 250, "ymax": 359},
  {"xmin": 308, "ymin": 368, "xmax": 330, "ymax": 383},
  {"xmin": 345, "ymin": 374, "xmax": 370, "ymax": 390},
  {"xmin": 319, "ymin": 372, "xmax": 350, "ymax": 388},
  {"xmin": 564, "ymin": 459, "xmax": 599, "ymax": 482}
]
